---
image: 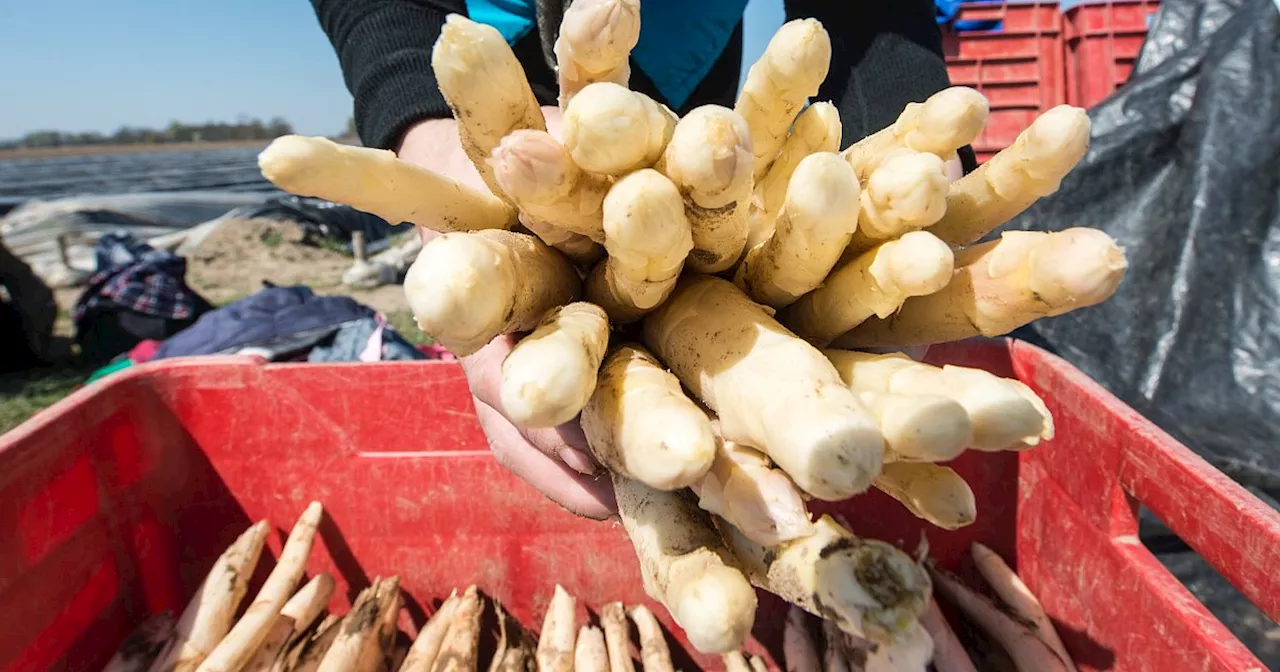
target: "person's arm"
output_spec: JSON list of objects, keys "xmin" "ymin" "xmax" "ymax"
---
[
  {"xmin": 310, "ymin": 0, "xmax": 463, "ymax": 152},
  {"xmin": 783, "ymin": 0, "xmax": 977, "ymax": 174}
]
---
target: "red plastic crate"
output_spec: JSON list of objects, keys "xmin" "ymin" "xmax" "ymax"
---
[
  {"xmin": 2, "ymin": 340, "xmax": 1279, "ymax": 671},
  {"xmin": 942, "ymin": 2, "xmax": 1067, "ymax": 162},
  {"xmin": 1065, "ymin": 0, "xmax": 1161, "ymax": 108}
]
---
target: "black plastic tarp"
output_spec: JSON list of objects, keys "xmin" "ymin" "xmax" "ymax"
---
[{"xmin": 1004, "ymin": 0, "xmax": 1280, "ymax": 663}]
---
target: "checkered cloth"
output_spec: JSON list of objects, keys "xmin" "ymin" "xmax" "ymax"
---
[{"xmin": 71, "ymin": 234, "xmax": 201, "ymax": 322}]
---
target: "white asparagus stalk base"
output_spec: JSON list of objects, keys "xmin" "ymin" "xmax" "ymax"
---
[
  {"xmin": 612, "ymin": 474, "xmax": 758, "ymax": 654},
  {"xmin": 404, "ymin": 230, "xmax": 581, "ymax": 357},
  {"xmin": 718, "ymin": 515, "xmax": 931, "ymax": 643}
]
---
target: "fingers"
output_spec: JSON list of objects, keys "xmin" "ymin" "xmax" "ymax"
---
[
  {"xmin": 944, "ymin": 156, "xmax": 964, "ymax": 183},
  {"xmin": 474, "ymin": 399, "xmax": 618, "ymax": 520},
  {"xmin": 541, "ymin": 105, "xmax": 566, "ymax": 142},
  {"xmin": 462, "ymin": 334, "xmax": 599, "ymax": 473}
]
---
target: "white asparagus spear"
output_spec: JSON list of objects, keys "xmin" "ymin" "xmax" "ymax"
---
[
  {"xmin": 398, "ymin": 591, "xmax": 460, "ymax": 672},
  {"xmin": 554, "ymin": 0, "xmax": 641, "ymax": 107},
  {"xmin": 197, "ymin": 503, "xmax": 324, "ymax": 672},
  {"xmin": 537, "ymin": 585, "xmax": 578, "ymax": 672},
  {"xmin": 629, "ymin": 605, "xmax": 675, "ymax": 672},
  {"xmin": 574, "ymin": 625, "xmax": 609, "ymax": 672},
  {"xmin": 972, "ymin": 543, "xmax": 1077, "ymax": 671},
  {"xmin": 149, "ymin": 521, "xmax": 269, "ymax": 672}
]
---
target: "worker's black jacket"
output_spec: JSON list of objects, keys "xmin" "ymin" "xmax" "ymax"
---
[{"xmin": 310, "ymin": 0, "xmax": 975, "ymax": 172}]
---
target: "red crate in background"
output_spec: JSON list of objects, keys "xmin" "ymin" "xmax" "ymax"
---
[
  {"xmin": 941, "ymin": 1, "xmax": 1066, "ymax": 162},
  {"xmin": 1065, "ymin": 0, "xmax": 1162, "ymax": 108}
]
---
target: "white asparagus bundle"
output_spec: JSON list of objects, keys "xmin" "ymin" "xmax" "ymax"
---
[
  {"xmin": 554, "ymin": 0, "xmax": 641, "ymax": 107},
  {"xmin": 259, "ymin": 135, "xmax": 516, "ymax": 232},
  {"xmin": 149, "ymin": 521, "xmax": 269, "ymax": 672}
]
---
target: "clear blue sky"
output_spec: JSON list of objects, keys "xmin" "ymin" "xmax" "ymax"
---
[{"xmin": 0, "ymin": 0, "xmax": 784, "ymax": 140}]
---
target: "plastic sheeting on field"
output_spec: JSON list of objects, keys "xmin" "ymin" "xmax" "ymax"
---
[{"xmin": 1004, "ymin": 0, "xmax": 1280, "ymax": 663}]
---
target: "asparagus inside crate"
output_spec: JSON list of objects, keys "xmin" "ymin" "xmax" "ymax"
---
[{"xmin": 113, "ymin": 503, "xmax": 1080, "ymax": 672}]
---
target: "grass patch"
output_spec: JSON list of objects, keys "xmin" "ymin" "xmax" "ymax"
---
[
  {"xmin": 387, "ymin": 310, "xmax": 433, "ymax": 346},
  {"xmin": 261, "ymin": 229, "xmax": 283, "ymax": 247},
  {"xmin": 0, "ymin": 363, "xmax": 96, "ymax": 435}
]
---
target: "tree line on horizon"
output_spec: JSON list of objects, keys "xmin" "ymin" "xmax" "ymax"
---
[{"xmin": 1, "ymin": 117, "xmax": 299, "ymax": 150}]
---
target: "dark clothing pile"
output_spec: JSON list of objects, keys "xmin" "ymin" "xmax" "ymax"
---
[
  {"xmin": 72, "ymin": 233, "xmax": 213, "ymax": 363},
  {"xmin": 151, "ymin": 285, "xmax": 423, "ymax": 363}
]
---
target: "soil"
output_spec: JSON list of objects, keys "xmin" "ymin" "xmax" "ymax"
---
[{"xmin": 183, "ymin": 217, "xmax": 411, "ymax": 315}]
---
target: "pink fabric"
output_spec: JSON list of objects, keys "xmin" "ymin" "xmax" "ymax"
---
[
  {"xmin": 417, "ymin": 343, "xmax": 456, "ymax": 361},
  {"xmin": 359, "ymin": 314, "xmax": 388, "ymax": 363},
  {"xmin": 128, "ymin": 339, "xmax": 164, "ymax": 363}
]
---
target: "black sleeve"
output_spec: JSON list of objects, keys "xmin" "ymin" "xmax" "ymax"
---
[
  {"xmin": 310, "ymin": 0, "xmax": 465, "ymax": 151},
  {"xmin": 783, "ymin": 0, "xmax": 978, "ymax": 172}
]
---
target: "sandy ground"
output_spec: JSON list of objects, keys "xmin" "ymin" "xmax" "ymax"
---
[{"xmin": 184, "ymin": 217, "xmax": 411, "ymax": 313}]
